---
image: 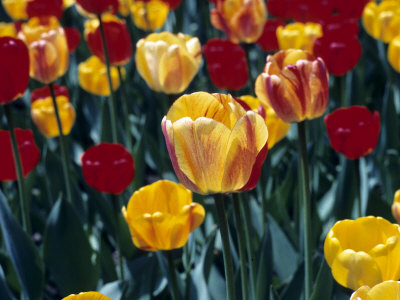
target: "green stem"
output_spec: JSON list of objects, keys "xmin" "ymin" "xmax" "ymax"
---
[
  {"xmin": 49, "ymin": 83, "xmax": 73, "ymax": 205},
  {"xmin": 184, "ymin": 243, "xmax": 192, "ymax": 299},
  {"xmin": 4, "ymin": 104, "xmax": 30, "ymax": 233},
  {"xmin": 232, "ymin": 193, "xmax": 249, "ymax": 300},
  {"xmin": 166, "ymin": 251, "xmax": 179, "ymax": 300},
  {"xmin": 297, "ymin": 121, "xmax": 312, "ymax": 299},
  {"xmin": 97, "ymin": 14, "xmax": 118, "ymax": 144},
  {"xmin": 111, "ymin": 194, "xmax": 125, "ymax": 281},
  {"xmin": 355, "ymin": 158, "xmax": 362, "ymax": 218},
  {"xmin": 117, "ymin": 66, "xmax": 132, "ymax": 150},
  {"xmin": 214, "ymin": 194, "xmax": 236, "ymax": 300}
]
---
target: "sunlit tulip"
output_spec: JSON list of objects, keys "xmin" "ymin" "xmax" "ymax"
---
[
  {"xmin": 392, "ymin": 190, "xmax": 400, "ymax": 224},
  {"xmin": 162, "ymin": 92, "xmax": 269, "ymax": 194},
  {"xmin": 118, "ymin": 0, "xmax": 131, "ymax": 16},
  {"xmin": 238, "ymin": 95, "xmax": 290, "ymax": 149},
  {"xmin": 81, "ymin": 143, "xmax": 135, "ymax": 194},
  {"xmin": 210, "ymin": 0, "xmax": 266, "ymax": 43},
  {"xmin": 324, "ymin": 216, "xmax": 400, "ymax": 290},
  {"xmin": 324, "ymin": 106, "xmax": 380, "ymax": 160},
  {"xmin": 256, "ymin": 19, "xmax": 285, "ymax": 52},
  {"xmin": 122, "ymin": 180, "xmax": 205, "ymax": 251},
  {"xmin": 78, "ymin": 56, "xmax": 123, "ymax": 96},
  {"xmin": 255, "ymin": 49, "xmax": 329, "ymax": 123},
  {"xmin": 351, "ymin": 281, "xmax": 400, "ymax": 300},
  {"xmin": 0, "ymin": 37, "xmax": 29, "ymax": 104},
  {"xmin": 18, "ymin": 16, "xmax": 69, "ymax": 84},
  {"xmin": 130, "ymin": 0, "xmax": 169, "ymax": 31},
  {"xmin": 362, "ymin": 1, "xmax": 400, "ymax": 43},
  {"xmin": 136, "ymin": 32, "xmax": 202, "ymax": 94},
  {"xmin": 64, "ymin": 27, "xmax": 81, "ymax": 53},
  {"xmin": 1, "ymin": 0, "xmax": 28, "ymax": 20},
  {"xmin": 26, "ymin": 0, "xmax": 64, "ymax": 19},
  {"xmin": 388, "ymin": 35, "xmax": 400, "ymax": 73},
  {"xmin": 76, "ymin": 0, "xmax": 118, "ymax": 15},
  {"xmin": 0, "ymin": 22, "xmax": 17, "ymax": 37},
  {"xmin": 63, "ymin": 0, "xmax": 75, "ymax": 8},
  {"xmin": 203, "ymin": 38, "xmax": 248, "ymax": 91},
  {"xmin": 84, "ymin": 15, "xmax": 132, "ymax": 66},
  {"xmin": 30, "ymin": 85, "xmax": 76, "ymax": 138},
  {"xmin": 0, "ymin": 129, "xmax": 40, "ymax": 181},
  {"xmin": 276, "ymin": 22, "xmax": 322, "ymax": 53},
  {"xmin": 62, "ymin": 292, "xmax": 112, "ymax": 300}
]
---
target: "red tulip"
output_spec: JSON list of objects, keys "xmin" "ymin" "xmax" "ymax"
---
[
  {"xmin": 64, "ymin": 27, "xmax": 81, "ymax": 53},
  {"xmin": 162, "ymin": 0, "xmax": 183, "ymax": 10},
  {"xmin": 324, "ymin": 106, "xmax": 380, "ymax": 160},
  {"xmin": 256, "ymin": 19, "xmax": 285, "ymax": 52},
  {"xmin": 0, "ymin": 129, "xmax": 40, "ymax": 181},
  {"xmin": 81, "ymin": 143, "xmax": 135, "ymax": 194},
  {"xmin": 30, "ymin": 84, "xmax": 69, "ymax": 103},
  {"xmin": 203, "ymin": 38, "xmax": 248, "ymax": 91},
  {"xmin": 76, "ymin": 0, "xmax": 119, "ymax": 15},
  {"xmin": 26, "ymin": 0, "xmax": 64, "ymax": 19},
  {"xmin": 0, "ymin": 37, "xmax": 29, "ymax": 104}
]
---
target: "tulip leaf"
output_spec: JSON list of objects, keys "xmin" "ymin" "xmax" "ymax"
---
[
  {"xmin": 280, "ymin": 262, "xmax": 304, "ymax": 300},
  {"xmin": 43, "ymin": 197, "xmax": 100, "ymax": 296},
  {"xmin": 0, "ymin": 265, "xmax": 16, "ymax": 300},
  {"xmin": 310, "ymin": 260, "xmax": 333, "ymax": 300},
  {"xmin": 0, "ymin": 190, "xmax": 44, "ymax": 300},
  {"xmin": 255, "ymin": 227, "xmax": 273, "ymax": 300},
  {"xmin": 99, "ymin": 280, "xmax": 124, "ymax": 300}
]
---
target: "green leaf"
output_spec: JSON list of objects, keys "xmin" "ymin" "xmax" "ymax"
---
[
  {"xmin": 255, "ymin": 228, "xmax": 273, "ymax": 300},
  {"xmin": 310, "ymin": 260, "xmax": 333, "ymax": 300},
  {"xmin": 43, "ymin": 197, "xmax": 100, "ymax": 296},
  {"xmin": 0, "ymin": 265, "xmax": 16, "ymax": 300},
  {"xmin": 0, "ymin": 190, "xmax": 44, "ymax": 300}
]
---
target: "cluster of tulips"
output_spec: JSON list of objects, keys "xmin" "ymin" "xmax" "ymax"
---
[{"xmin": 1, "ymin": 0, "xmax": 400, "ymax": 299}]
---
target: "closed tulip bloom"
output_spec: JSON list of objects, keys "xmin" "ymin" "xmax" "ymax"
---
[
  {"xmin": 130, "ymin": 0, "xmax": 169, "ymax": 31},
  {"xmin": 123, "ymin": 180, "xmax": 205, "ymax": 251},
  {"xmin": 238, "ymin": 95, "xmax": 290, "ymax": 149},
  {"xmin": 26, "ymin": 0, "xmax": 64, "ymax": 19},
  {"xmin": 351, "ymin": 281, "xmax": 400, "ymax": 300},
  {"xmin": 362, "ymin": 1, "xmax": 400, "ymax": 43},
  {"xmin": 203, "ymin": 38, "xmax": 248, "ymax": 91},
  {"xmin": 210, "ymin": 0, "xmax": 266, "ymax": 43},
  {"xmin": 81, "ymin": 143, "xmax": 135, "ymax": 194},
  {"xmin": 324, "ymin": 106, "xmax": 380, "ymax": 160},
  {"xmin": 18, "ymin": 16, "xmax": 69, "ymax": 84},
  {"xmin": 255, "ymin": 49, "xmax": 329, "ymax": 123},
  {"xmin": 64, "ymin": 27, "xmax": 81, "ymax": 53},
  {"xmin": 256, "ymin": 18, "xmax": 285, "ymax": 52},
  {"xmin": 0, "ymin": 37, "xmax": 29, "ymax": 104},
  {"xmin": 76, "ymin": 0, "xmax": 118, "ymax": 15},
  {"xmin": 78, "ymin": 56, "xmax": 123, "ymax": 96},
  {"xmin": 85, "ymin": 15, "xmax": 132, "ymax": 66},
  {"xmin": 276, "ymin": 22, "xmax": 322, "ymax": 53},
  {"xmin": 63, "ymin": 292, "xmax": 111, "ymax": 300},
  {"xmin": 2, "ymin": 0, "xmax": 28, "ymax": 20},
  {"xmin": 324, "ymin": 216, "xmax": 400, "ymax": 290},
  {"xmin": 392, "ymin": 190, "xmax": 400, "ymax": 224},
  {"xmin": 30, "ymin": 85, "xmax": 76, "ymax": 138},
  {"xmin": 388, "ymin": 35, "xmax": 400, "ymax": 73},
  {"xmin": 0, "ymin": 129, "xmax": 40, "ymax": 181},
  {"xmin": 136, "ymin": 32, "xmax": 202, "ymax": 94},
  {"xmin": 162, "ymin": 92, "xmax": 269, "ymax": 195}
]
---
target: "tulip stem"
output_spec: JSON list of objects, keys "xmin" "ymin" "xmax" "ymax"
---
[
  {"xmin": 97, "ymin": 14, "xmax": 118, "ymax": 144},
  {"xmin": 297, "ymin": 121, "xmax": 312, "ymax": 299},
  {"xmin": 4, "ymin": 104, "xmax": 30, "ymax": 233},
  {"xmin": 355, "ymin": 158, "xmax": 362, "ymax": 217},
  {"xmin": 166, "ymin": 251, "xmax": 179, "ymax": 300},
  {"xmin": 214, "ymin": 194, "xmax": 236, "ymax": 300},
  {"xmin": 49, "ymin": 83, "xmax": 73, "ymax": 205},
  {"xmin": 232, "ymin": 193, "xmax": 249, "ymax": 300},
  {"xmin": 111, "ymin": 194, "xmax": 125, "ymax": 281},
  {"xmin": 117, "ymin": 66, "xmax": 132, "ymax": 151}
]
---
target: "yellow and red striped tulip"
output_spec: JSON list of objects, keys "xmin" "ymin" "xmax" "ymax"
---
[
  {"xmin": 162, "ymin": 92, "xmax": 269, "ymax": 195},
  {"xmin": 63, "ymin": 292, "xmax": 111, "ymax": 300},
  {"xmin": 276, "ymin": 22, "xmax": 322, "ymax": 53},
  {"xmin": 255, "ymin": 49, "xmax": 329, "ymax": 123},
  {"xmin": 122, "ymin": 180, "xmax": 205, "ymax": 251},
  {"xmin": 351, "ymin": 281, "xmax": 400, "ymax": 300}
]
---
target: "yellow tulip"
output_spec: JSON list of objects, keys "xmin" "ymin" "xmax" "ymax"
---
[
  {"xmin": 210, "ymin": 0, "xmax": 266, "ymax": 43},
  {"xmin": 122, "ymin": 180, "xmax": 205, "ymax": 251},
  {"xmin": 350, "ymin": 281, "xmax": 400, "ymax": 300},
  {"xmin": 135, "ymin": 32, "xmax": 202, "ymax": 94},
  {"xmin": 324, "ymin": 216, "xmax": 400, "ymax": 291},
  {"xmin": 63, "ymin": 0, "xmax": 75, "ymax": 8},
  {"xmin": 162, "ymin": 92, "xmax": 269, "ymax": 195},
  {"xmin": 118, "ymin": 0, "xmax": 131, "ymax": 16},
  {"xmin": 239, "ymin": 95, "xmax": 290, "ymax": 149},
  {"xmin": 18, "ymin": 17, "xmax": 69, "ymax": 84},
  {"xmin": 78, "ymin": 56, "xmax": 123, "ymax": 96},
  {"xmin": 1, "ymin": 0, "xmax": 28, "ymax": 20},
  {"xmin": 362, "ymin": 1, "xmax": 400, "ymax": 43},
  {"xmin": 62, "ymin": 291, "xmax": 111, "ymax": 300},
  {"xmin": 392, "ymin": 190, "xmax": 400, "ymax": 224},
  {"xmin": 0, "ymin": 22, "xmax": 16, "ymax": 38},
  {"xmin": 388, "ymin": 36, "xmax": 400, "ymax": 72},
  {"xmin": 130, "ymin": 0, "xmax": 169, "ymax": 31},
  {"xmin": 276, "ymin": 22, "xmax": 322, "ymax": 53}
]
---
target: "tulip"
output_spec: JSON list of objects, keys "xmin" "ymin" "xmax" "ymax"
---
[
  {"xmin": 0, "ymin": 37, "xmax": 29, "ymax": 104},
  {"xmin": 255, "ymin": 49, "xmax": 329, "ymax": 123},
  {"xmin": 1, "ymin": 0, "xmax": 28, "ymax": 20},
  {"xmin": 64, "ymin": 27, "xmax": 81, "ymax": 53},
  {"xmin": 203, "ymin": 38, "xmax": 248, "ymax": 91},
  {"xmin": 362, "ymin": 1, "xmax": 400, "ymax": 43},
  {"xmin": 0, "ymin": 22, "xmax": 17, "ymax": 37},
  {"xmin": 324, "ymin": 216, "xmax": 400, "ymax": 290},
  {"xmin": 210, "ymin": 0, "xmax": 266, "ymax": 43},
  {"xmin": 123, "ymin": 180, "xmax": 205, "ymax": 251},
  {"xmin": 0, "ymin": 129, "xmax": 40, "ymax": 181},
  {"xmin": 276, "ymin": 22, "xmax": 322, "ymax": 53},
  {"xmin": 388, "ymin": 35, "xmax": 400, "ymax": 73},
  {"xmin": 136, "ymin": 32, "xmax": 202, "ymax": 94},
  {"xmin": 238, "ymin": 95, "xmax": 290, "ymax": 149},
  {"xmin": 26, "ymin": 0, "xmax": 64, "ymax": 19},
  {"xmin": 84, "ymin": 15, "xmax": 132, "ymax": 66},
  {"xmin": 81, "ymin": 143, "xmax": 135, "ymax": 194},
  {"xmin": 324, "ymin": 106, "xmax": 380, "ymax": 160},
  {"xmin": 162, "ymin": 92, "xmax": 269, "ymax": 194},
  {"xmin": 130, "ymin": 0, "xmax": 169, "ymax": 31},
  {"xmin": 392, "ymin": 190, "xmax": 400, "ymax": 224},
  {"xmin": 78, "ymin": 56, "xmax": 123, "ymax": 96},
  {"xmin": 118, "ymin": 0, "xmax": 131, "ymax": 16},
  {"xmin": 256, "ymin": 18, "xmax": 285, "ymax": 52},
  {"xmin": 63, "ymin": 292, "xmax": 111, "ymax": 300},
  {"xmin": 162, "ymin": 0, "xmax": 182, "ymax": 10},
  {"xmin": 351, "ymin": 281, "xmax": 400, "ymax": 300},
  {"xmin": 18, "ymin": 16, "xmax": 69, "ymax": 84},
  {"xmin": 63, "ymin": 0, "xmax": 75, "ymax": 8},
  {"xmin": 30, "ymin": 85, "xmax": 76, "ymax": 138},
  {"xmin": 76, "ymin": 0, "xmax": 118, "ymax": 15}
]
